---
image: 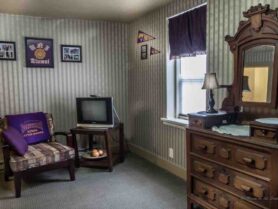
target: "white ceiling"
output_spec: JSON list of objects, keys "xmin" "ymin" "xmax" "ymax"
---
[{"xmin": 0, "ymin": 0, "xmax": 174, "ymax": 22}]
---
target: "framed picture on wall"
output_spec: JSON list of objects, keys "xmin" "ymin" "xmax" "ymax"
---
[
  {"xmin": 61, "ymin": 45, "xmax": 82, "ymax": 63},
  {"xmin": 0, "ymin": 41, "xmax": 16, "ymax": 61},
  {"xmin": 141, "ymin": 44, "xmax": 148, "ymax": 60},
  {"xmin": 25, "ymin": 37, "xmax": 54, "ymax": 68}
]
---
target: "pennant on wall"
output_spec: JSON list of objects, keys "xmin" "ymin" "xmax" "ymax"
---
[
  {"xmin": 150, "ymin": 47, "xmax": 160, "ymax": 55},
  {"xmin": 137, "ymin": 30, "xmax": 156, "ymax": 43}
]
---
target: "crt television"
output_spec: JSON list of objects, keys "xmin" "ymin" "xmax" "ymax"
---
[{"xmin": 76, "ymin": 97, "xmax": 114, "ymax": 128}]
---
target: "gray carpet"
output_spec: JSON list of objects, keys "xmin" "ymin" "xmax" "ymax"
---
[{"xmin": 0, "ymin": 153, "xmax": 186, "ymax": 209}]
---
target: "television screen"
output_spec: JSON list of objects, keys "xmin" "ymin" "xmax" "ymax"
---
[
  {"xmin": 81, "ymin": 100, "xmax": 107, "ymax": 122},
  {"xmin": 76, "ymin": 97, "xmax": 114, "ymax": 128}
]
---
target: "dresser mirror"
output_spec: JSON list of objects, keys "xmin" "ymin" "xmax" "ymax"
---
[
  {"xmin": 241, "ymin": 44, "xmax": 275, "ymax": 104},
  {"xmin": 225, "ymin": 4, "xmax": 278, "ymax": 109}
]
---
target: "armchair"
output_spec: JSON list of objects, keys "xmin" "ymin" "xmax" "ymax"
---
[{"xmin": 0, "ymin": 113, "xmax": 75, "ymax": 198}]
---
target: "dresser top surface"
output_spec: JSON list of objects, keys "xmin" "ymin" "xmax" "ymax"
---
[{"xmin": 186, "ymin": 127, "xmax": 278, "ymax": 150}]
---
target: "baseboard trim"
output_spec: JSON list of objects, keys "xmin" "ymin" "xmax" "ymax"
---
[{"xmin": 129, "ymin": 143, "xmax": 186, "ymax": 181}]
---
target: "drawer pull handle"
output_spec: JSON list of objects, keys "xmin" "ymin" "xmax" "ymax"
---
[
  {"xmin": 243, "ymin": 157, "xmax": 254, "ymax": 165},
  {"xmin": 196, "ymin": 167, "xmax": 207, "ymax": 173},
  {"xmin": 219, "ymin": 148, "xmax": 231, "ymax": 159},
  {"xmin": 194, "ymin": 120, "xmax": 200, "ymax": 124},
  {"xmin": 200, "ymin": 188, "xmax": 208, "ymax": 195},
  {"xmin": 208, "ymin": 192, "xmax": 216, "ymax": 201},
  {"xmin": 261, "ymin": 130, "xmax": 267, "ymax": 136},
  {"xmin": 218, "ymin": 174, "xmax": 230, "ymax": 185},
  {"xmin": 241, "ymin": 185, "xmax": 252, "ymax": 192},
  {"xmin": 219, "ymin": 198, "xmax": 230, "ymax": 209},
  {"xmin": 198, "ymin": 144, "xmax": 207, "ymax": 150}
]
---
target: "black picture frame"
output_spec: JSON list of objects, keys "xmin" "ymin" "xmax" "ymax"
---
[
  {"xmin": 25, "ymin": 37, "xmax": 54, "ymax": 68},
  {"xmin": 61, "ymin": 45, "xmax": 82, "ymax": 63},
  {"xmin": 0, "ymin": 41, "xmax": 16, "ymax": 61},
  {"xmin": 141, "ymin": 44, "xmax": 148, "ymax": 60}
]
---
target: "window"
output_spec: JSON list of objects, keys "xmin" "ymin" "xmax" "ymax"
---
[
  {"xmin": 165, "ymin": 4, "xmax": 207, "ymax": 123},
  {"xmin": 176, "ymin": 55, "xmax": 207, "ymax": 117}
]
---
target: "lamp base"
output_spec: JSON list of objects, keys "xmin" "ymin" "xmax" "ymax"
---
[
  {"xmin": 206, "ymin": 89, "xmax": 218, "ymax": 114},
  {"xmin": 206, "ymin": 108, "xmax": 218, "ymax": 114}
]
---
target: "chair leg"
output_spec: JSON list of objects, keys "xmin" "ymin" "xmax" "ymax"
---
[
  {"xmin": 14, "ymin": 173, "xmax": 22, "ymax": 198},
  {"xmin": 3, "ymin": 157, "xmax": 12, "ymax": 182},
  {"xmin": 4, "ymin": 167, "xmax": 10, "ymax": 181},
  {"xmin": 68, "ymin": 160, "xmax": 75, "ymax": 181}
]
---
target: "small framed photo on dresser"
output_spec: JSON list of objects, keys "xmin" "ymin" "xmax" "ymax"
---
[
  {"xmin": 141, "ymin": 44, "xmax": 148, "ymax": 60},
  {"xmin": 0, "ymin": 41, "xmax": 16, "ymax": 61},
  {"xmin": 61, "ymin": 45, "xmax": 82, "ymax": 63}
]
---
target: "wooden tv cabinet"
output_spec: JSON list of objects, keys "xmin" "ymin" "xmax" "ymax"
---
[{"xmin": 70, "ymin": 123, "xmax": 125, "ymax": 172}]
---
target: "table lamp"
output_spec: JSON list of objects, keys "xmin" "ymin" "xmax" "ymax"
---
[{"xmin": 202, "ymin": 73, "xmax": 219, "ymax": 113}]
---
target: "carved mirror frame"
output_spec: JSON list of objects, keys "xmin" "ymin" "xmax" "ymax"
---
[{"xmin": 225, "ymin": 4, "xmax": 278, "ymax": 108}]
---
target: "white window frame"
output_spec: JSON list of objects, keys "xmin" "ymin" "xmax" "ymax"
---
[{"xmin": 175, "ymin": 56, "xmax": 207, "ymax": 119}]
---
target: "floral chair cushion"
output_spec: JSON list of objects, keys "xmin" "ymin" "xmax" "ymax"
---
[{"xmin": 9, "ymin": 142, "xmax": 75, "ymax": 172}]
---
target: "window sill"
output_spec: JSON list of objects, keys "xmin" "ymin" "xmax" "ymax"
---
[{"xmin": 161, "ymin": 117, "xmax": 188, "ymax": 130}]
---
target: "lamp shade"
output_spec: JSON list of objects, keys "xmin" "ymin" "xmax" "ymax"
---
[{"xmin": 202, "ymin": 73, "xmax": 219, "ymax": 90}]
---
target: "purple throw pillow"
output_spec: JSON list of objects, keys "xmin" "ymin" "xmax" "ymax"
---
[
  {"xmin": 6, "ymin": 112, "xmax": 51, "ymax": 144},
  {"xmin": 3, "ymin": 127, "xmax": 28, "ymax": 156}
]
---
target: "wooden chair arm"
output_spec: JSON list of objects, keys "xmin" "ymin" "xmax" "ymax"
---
[
  {"xmin": 53, "ymin": 132, "xmax": 70, "ymax": 137},
  {"xmin": 2, "ymin": 143, "xmax": 9, "ymax": 149},
  {"xmin": 53, "ymin": 132, "xmax": 73, "ymax": 148}
]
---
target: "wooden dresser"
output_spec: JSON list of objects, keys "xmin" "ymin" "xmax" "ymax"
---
[
  {"xmin": 186, "ymin": 127, "xmax": 278, "ymax": 209},
  {"xmin": 185, "ymin": 4, "xmax": 278, "ymax": 208}
]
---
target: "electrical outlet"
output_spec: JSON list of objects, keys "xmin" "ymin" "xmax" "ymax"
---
[{"xmin": 169, "ymin": 148, "xmax": 174, "ymax": 159}]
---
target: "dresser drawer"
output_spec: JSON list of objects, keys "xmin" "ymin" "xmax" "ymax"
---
[
  {"xmin": 193, "ymin": 179, "xmax": 218, "ymax": 207},
  {"xmin": 192, "ymin": 179, "xmax": 261, "ymax": 209},
  {"xmin": 235, "ymin": 148, "xmax": 268, "ymax": 171},
  {"xmin": 250, "ymin": 122, "xmax": 278, "ymax": 144},
  {"xmin": 233, "ymin": 176, "xmax": 265, "ymax": 199},
  {"xmin": 233, "ymin": 201, "xmax": 261, "ymax": 209},
  {"xmin": 191, "ymin": 158, "xmax": 270, "ymax": 208},
  {"xmin": 188, "ymin": 113, "xmax": 235, "ymax": 129},
  {"xmin": 254, "ymin": 128, "xmax": 276, "ymax": 140},
  {"xmin": 192, "ymin": 160, "xmax": 216, "ymax": 179},
  {"xmin": 190, "ymin": 134, "xmax": 271, "ymax": 178},
  {"xmin": 189, "ymin": 117, "xmax": 204, "ymax": 128},
  {"xmin": 192, "ymin": 137, "xmax": 217, "ymax": 156},
  {"xmin": 234, "ymin": 147, "xmax": 271, "ymax": 177},
  {"xmin": 219, "ymin": 194, "xmax": 261, "ymax": 209}
]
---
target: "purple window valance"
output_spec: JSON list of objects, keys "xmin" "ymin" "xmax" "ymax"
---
[{"xmin": 169, "ymin": 5, "xmax": 207, "ymax": 59}]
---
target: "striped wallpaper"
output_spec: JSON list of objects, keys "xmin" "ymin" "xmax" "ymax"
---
[
  {"xmin": 128, "ymin": 0, "xmax": 278, "ymax": 170},
  {"xmin": 208, "ymin": 0, "xmax": 278, "ymax": 109},
  {"xmin": 1, "ymin": 0, "xmax": 278, "ymax": 172},
  {"xmin": 0, "ymin": 14, "xmax": 129, "ymax": 133},
  {"xmin": 129, "ymin": 0, "xmax": 206, "ymax": 169}
]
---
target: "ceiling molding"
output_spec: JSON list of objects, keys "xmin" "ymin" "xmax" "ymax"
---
[{"xmin": 0, "ymin": 0, "xmax": 174, "ymax": 22}]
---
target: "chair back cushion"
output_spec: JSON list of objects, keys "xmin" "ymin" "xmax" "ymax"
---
[
  {"xmin": 6, "ymin": 112, "xmax": 51, "ymax": 144},
  {"xmin": 3, "ymin": 127, "xmax": 28, "ymax": 156}
]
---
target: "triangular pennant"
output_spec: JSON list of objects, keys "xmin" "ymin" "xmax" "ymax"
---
[
  {"xmin": 150, "ymin": 47, "xmax": 161, "ymax": 55},
  {"xmin": 137, "ymin": 30, "xmax": 156, "ymax": 43}
]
